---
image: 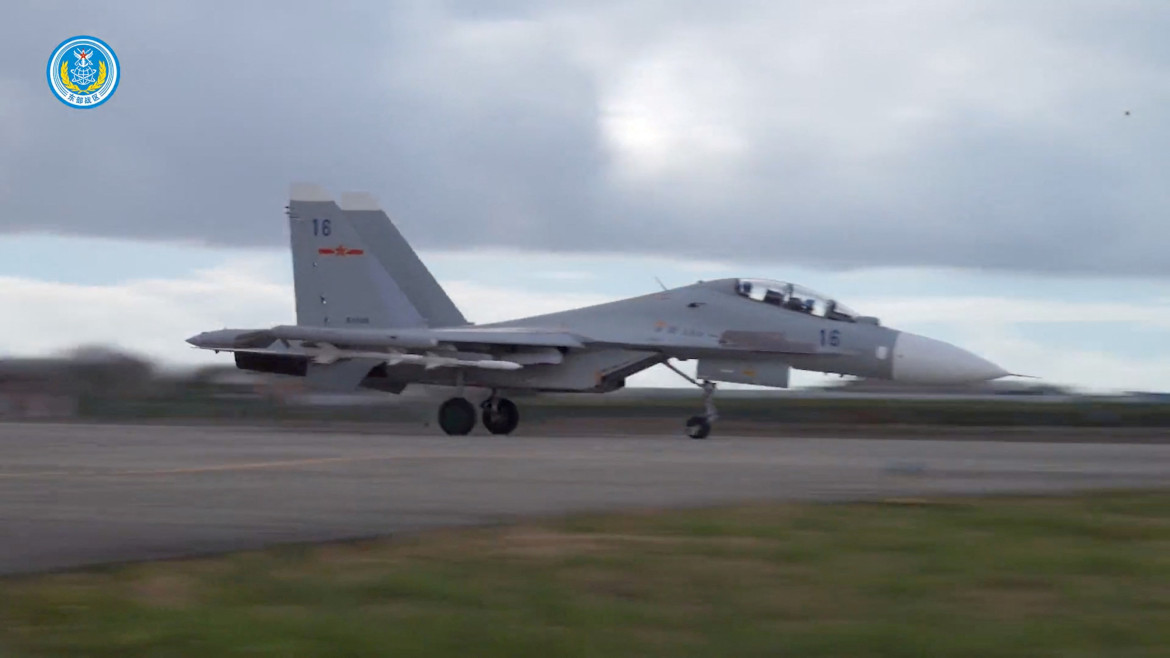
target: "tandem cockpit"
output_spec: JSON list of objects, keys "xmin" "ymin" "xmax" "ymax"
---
[{"xmin": 735, "ymin": 278, "xmax": 877, "ymax": 324}]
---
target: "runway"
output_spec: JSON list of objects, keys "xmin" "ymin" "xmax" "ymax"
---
[{"xmin": 1, "ymin": 422, "xmax": 1167, "ymax": 574}]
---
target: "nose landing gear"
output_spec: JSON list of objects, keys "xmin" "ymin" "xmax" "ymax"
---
[
  {"xmin": 664, "ymin": 361, "xmax": 718, "ymax": 440},
  {"xmin": 685, "ymin": 416, "xmax": 710, "ymax": 439}
]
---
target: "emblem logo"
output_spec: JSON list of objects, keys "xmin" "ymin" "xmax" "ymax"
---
[
  {"xmin": 317, "ymin": 245, "xmax": 365, "ymax": 256},
  {"xmin": 47, "ymin": 36, "xmax": 120, "ymax": 109}
]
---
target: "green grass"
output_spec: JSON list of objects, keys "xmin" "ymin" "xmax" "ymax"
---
[{"xmin": 3, "ymin": 492, "xmax": 1169, "ymax": 657}]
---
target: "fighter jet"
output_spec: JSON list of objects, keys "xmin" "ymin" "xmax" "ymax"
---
[{"xmin": 188, "ymin": 183, "xmax": 1009, "ymax": 439}]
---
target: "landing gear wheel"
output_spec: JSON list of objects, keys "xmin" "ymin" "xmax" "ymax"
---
[
  {"xmin": 438, "ymin": 397, "xmax": 476, "ymax": 436},
  {"xmin": 481, "ymin": 398, "xmax": 520, "ymax": 435},
  {"xmin": 685, "ymin": 415, "xmax": 711, "ymax": 440}
]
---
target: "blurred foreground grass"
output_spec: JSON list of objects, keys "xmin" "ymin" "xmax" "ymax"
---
[{"xmin": 2, "ymin": 491, "xmax": 1169, "ymax": 657}]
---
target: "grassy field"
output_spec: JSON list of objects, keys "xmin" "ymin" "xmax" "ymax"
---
[{"xmin": 2, "ymin": 492, "xmax": 1168, "ymax": 657}]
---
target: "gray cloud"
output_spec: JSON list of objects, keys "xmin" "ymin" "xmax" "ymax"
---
[{"xmin": 2, "ymin": 1, "xmax": 1169, "ymax": 274}]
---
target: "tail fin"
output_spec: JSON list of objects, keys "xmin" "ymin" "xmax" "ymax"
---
[{"xmin": 287, "ymin": 183, "xmax": 467, "ymax": 329}]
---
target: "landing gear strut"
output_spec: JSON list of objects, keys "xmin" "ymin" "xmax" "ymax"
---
[
  {"xmin": 481, "ymin": 393, "xmax": 520, "ymax": 435},
  {"xmin": 664, "ymin": 361, "xmax": 717, "ymax": 440}
]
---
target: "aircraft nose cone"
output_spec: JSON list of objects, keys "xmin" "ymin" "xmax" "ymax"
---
[
  {"xmin": 891, "ymin": 332, "xmax": 1008, "ymax": 384},
  {"xmin": 185, "ymin": 332, "xmax": 209, "ymax": 347}
]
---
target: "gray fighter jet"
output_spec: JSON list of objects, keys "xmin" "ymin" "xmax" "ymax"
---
[{"xmin": 188, "ymin": 183, "xmax": 1009, "ymax": 438}]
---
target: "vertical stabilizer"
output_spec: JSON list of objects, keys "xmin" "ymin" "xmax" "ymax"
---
[
  {"xmin": 338, "ymin": 192, "xmax": 467, "ymax": 328},
  {"xmin": 288, "ymin": 183, "xmax": 429, "ymax": 329}
]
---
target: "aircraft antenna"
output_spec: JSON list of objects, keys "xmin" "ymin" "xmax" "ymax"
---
[{"xmin": 654, "ymin": 276, "xmax": 668, "ymax": 291}]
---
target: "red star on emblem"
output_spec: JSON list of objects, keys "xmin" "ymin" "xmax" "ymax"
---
[{"xmin": 317, "ymin": 245, "xmax": 365, "ymax": 256}]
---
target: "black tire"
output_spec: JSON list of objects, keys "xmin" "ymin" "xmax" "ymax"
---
[
  {"xmin": 482, "ymin": 398, "xmax": 520, "ymax": 435},
  {"xmin": 685, "ymin": 415, "xmax": 711, "ymax": 440},
  {"xmin": 438, "ymin": 397, "xmax": 476, "ymax": 436}
]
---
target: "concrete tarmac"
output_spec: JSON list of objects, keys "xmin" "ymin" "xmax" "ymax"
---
[{"xmin": 1, "ymin": 422, "xmax": 1168, "ymax": 574}]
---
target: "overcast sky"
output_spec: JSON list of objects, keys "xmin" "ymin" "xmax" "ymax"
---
[{"xmin": 3, "ymin": 1, "xmax": 1169, "ymax": 391}]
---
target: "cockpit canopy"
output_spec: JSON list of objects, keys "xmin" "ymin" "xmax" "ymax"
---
[{"xmin": 735, "ymin": 278, "xmax": 862, "ymax": 322}]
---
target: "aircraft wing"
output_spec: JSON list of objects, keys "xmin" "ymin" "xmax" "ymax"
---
[
  {"xmin": 188, "ymin": 325, "xmax": 587, "ymax": 371},
  {"xmin": 263, "ymin": 324, "xmax": 586, "ymax": 350}
]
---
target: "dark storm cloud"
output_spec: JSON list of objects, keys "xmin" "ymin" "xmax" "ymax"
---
[{"xmin": 2, "ymin": 1, "xmax": 1169, "ymax": 274}]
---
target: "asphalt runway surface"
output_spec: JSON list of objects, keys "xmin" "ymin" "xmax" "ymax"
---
[{"xmin": 1, "ymin": 423, "xmax": 1168, "ymax": 574}]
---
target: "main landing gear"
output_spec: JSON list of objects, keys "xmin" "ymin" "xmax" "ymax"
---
[
  {"xmin": 437, "ymin": 397, "xmax": 476, "ymax": 435},
  {"xmin": 481, "ymin": 396, "xmax": 520, "ymax": 435},
  {"xmin": 664, "ymin": 361, "xmax": 718, "ymax": 440},
  {"xmin": 436, "ymin": 391, "xmax": 520, "ymax": 436}
]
